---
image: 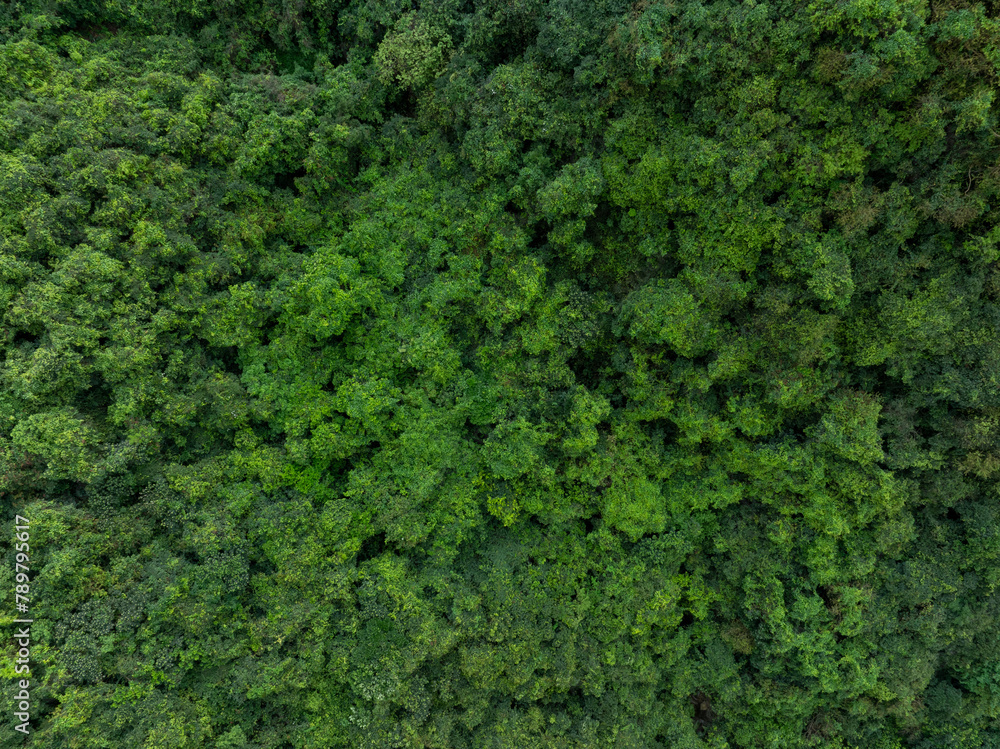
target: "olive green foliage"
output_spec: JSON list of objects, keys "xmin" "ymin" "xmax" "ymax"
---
[
  {"xmin": 374, "ymin": 12, "xmax": 453, "ymax": 90},
  {"xmin": 2, "ymin": 0, "xmax": 1000, "ymax": 747}
]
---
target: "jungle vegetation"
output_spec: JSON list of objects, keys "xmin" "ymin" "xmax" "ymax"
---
[{"xmin": 2, "ymin": 0, "xmax": 1000, "ymax": 746}]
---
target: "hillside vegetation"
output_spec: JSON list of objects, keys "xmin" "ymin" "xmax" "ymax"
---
[{"xmin": 2, "ymin": 0, "xmax": 1000, "ymax": 746}]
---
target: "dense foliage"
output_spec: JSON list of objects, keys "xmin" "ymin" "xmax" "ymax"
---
[{"xmin": 2, "ymin": 0, "xmax": 1000, "ymax": 746}]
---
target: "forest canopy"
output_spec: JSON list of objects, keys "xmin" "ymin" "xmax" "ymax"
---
[{"xmin": 2, "ymin": 0, "xmax": 1000, "ymax": 747}]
